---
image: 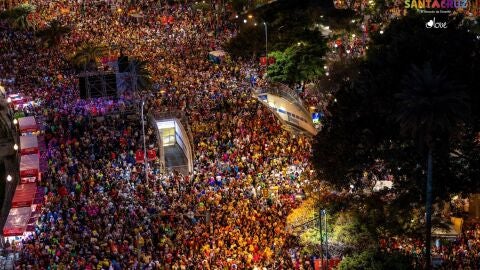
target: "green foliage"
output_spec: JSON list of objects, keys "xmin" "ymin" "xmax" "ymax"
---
[
  {"xmin": 337, "ymin": 250, "xmax": 412, "ymax": 270},
  {"xmin": 230, "ymin": 0, "xmax": 249, "ymax": 13},
  {"xmin": 267, "ymin": 42, "xmax": 326, "ymax": 84},
  {"xmin": 395, "ymin": 62, "xmax": 469, "ymax": 149},
  {"xmin": 128, "ymin": 59, "xmax": 152, "ymax": 91},
  {"xmin": 313, "ymin": 13, "xmax": 480, "ymax": 200},
  {"xmin": 0, "ymin": 3, "xmax": 36, "ymax": 31},
  {"xmin": 311, "ymin": 14, "xmax": 480, "ymax": 256},
  {"xmin": 37, "ymin": 20, "xmax": 71, "ymax": 48},
  {"xmin": 224, "ymin": 25, "xmax": 265, "ymax": 58},
  {"xmin": 225, "ymin": 0, "xmax": 327, "ymax": 58},
  {"xmin": 299, "ymin": 228, "xmax": 321, "ymax": 247},
  {"xmin": 71, "ymin": 43, "xmax": 108, "ymax": 71},
  {"xmin": 192, "ymin": 2, "xmax": 211, "ymax": 11},
  {"xmin": 332, "ymin": 212, "xmax": 376, "ymax": 250}
]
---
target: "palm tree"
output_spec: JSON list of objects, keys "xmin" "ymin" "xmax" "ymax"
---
[
  {"xmin": 36, "ymin": 19, "xmax": 71, "ymax": 48},
  {"xmin": 395, "ymin": 62, "xmax": 469, "ymax": 269},
  {"xmin": 71, "ymin": 43, "xmax": 108, "ymax": 72},
  {"xmin": 0, "ymin": 3, "xmax": 36, "ymax": 31},
  {"xmin": 127, "ymin": 58, "xmax": 152, "ymax": 92}
]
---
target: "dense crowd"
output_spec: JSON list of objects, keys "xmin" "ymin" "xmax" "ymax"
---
[{"xmin": 1, "ymin": 0, "xmax": 318, "ymax": 269}]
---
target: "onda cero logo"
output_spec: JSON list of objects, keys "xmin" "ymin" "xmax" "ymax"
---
[{"xmin": 425, "ymin": 17, "xmax": 447, "ymax": 28}]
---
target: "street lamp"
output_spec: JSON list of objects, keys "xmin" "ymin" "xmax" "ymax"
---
[
  {"xmin": 13, "ymin": 144, "xmax": 18, "ymax": 151},
  {"xmin": 263, "ymin": 22, "xmax": 268, "ymax": 66},
  {"xmin": 6, "ymin": 175, "xmax": 12, "ymax": 182},
  {"xmin": 141, "ymin": 100, "xmax": 148, "ymax": 183},
  {"xmin": 322, "ymin": 210, "xmax": 329, "ymax": 270}
]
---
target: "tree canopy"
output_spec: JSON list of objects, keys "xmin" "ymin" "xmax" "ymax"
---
[
  {"xmin": 313, "ymin": 14, "xmax": 480, "ymax": 258},
  {"xmin": 267, "ymin": 41, "xmax": 327, "ymax": 84},
  {"xmin": 313, "ymin": 13, "xmax": 480, "ymax": 196},
  {"xmin": 0, "ymin": 3, "xmax": 36, "ymax": 31}
]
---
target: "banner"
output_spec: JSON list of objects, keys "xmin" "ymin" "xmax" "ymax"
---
[
  {"xmin": 135, "ymin": 150, "xmax": 145, "ymax": 163},
  {"xmin": 147, "ymin": 149, "xmax": 157, "ymax": 160},
  {"xmin": 260, "ymin": 56, "xmax": 275, "ymax": 66}
]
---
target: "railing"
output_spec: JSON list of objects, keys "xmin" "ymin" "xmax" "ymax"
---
[
  {"xmin": 150, "ymin": 110, "xmax": 194, "ymax": 173},
  {"xmin": 256, "ymin": 83, "xmax": 311, "ymax": 118},
  {"xmin": 148, "ymin": 114, "xmax": 165, "ymax": 173}
]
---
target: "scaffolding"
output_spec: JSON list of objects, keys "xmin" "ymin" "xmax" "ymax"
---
[{"xmin": 79, "ymin": 71, "xmax": 118, "ymax": 99}]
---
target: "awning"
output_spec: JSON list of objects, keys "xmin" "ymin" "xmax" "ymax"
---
[
  {"xmin": 20, "ymin": 154, "xmax": 39, "ymax": 179},
  {"xmin": 432, "ymin": 224, "xmax": 460, "ymax": 238},
  {"xmin": 208, "ymin": 50, "xmax": 227, "ymax": 64},
  {"xmin": 20, "ymin": 135, "xmax": 38, "ymax": 155},
  {"xmin": 18, "ymin": 116, "xmax": 38, "ymax": 133},
  {"xmin": 209, "ymin": 50, "xmax": 226, "ymax": 57},
  {"xmin": 11, "ymin": 183, "xmax": 37, "ymax": 208},
  {"xmin": 3, "ymin": 207, "xmax": 32, "ymax": 236}
]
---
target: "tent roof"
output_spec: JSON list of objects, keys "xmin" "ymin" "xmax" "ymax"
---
[
  {"xmin": 3, "ymin": 207, "xmax": 32, "ymax": 236},
  {"xmin": 20, "ymin": 154, "xmax": 39, "ymax": 171},
  {"xmin": 11, "ymin": 184, "xmax": 37, "ymax": 208},
  {"xmin": 18, "ymin": 116, "xmax": 38, "ymax": 133},
  {"xmin": 20, "ymin": 135, "xmax": 38, "ymax": 150},
  {"xmin": 209, "ymin": 50, "xmax": 226, "ymax": 57}
]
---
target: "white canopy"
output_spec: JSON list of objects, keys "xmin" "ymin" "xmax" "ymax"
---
[
  {"xmin": 18, "ymin": 116, "xmax": 38, "ymax": 133},
  {"xmin": 20, "ymin": 135, "xmax": 38, "ymax": 155},
  {"xmin": 20, "ymin": 154, "xmax": 39, "ymax": 179},
  {"xmin": 209, "ymin": 50, "xmax": 227, "ymax": 57},
  {"xmin": 3, "ymin": 207, "xmax": 32, "ymax": 236}
]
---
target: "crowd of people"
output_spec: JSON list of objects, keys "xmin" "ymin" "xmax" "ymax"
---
[{"xmin": 1, "ymin": 0, "xmax": 319, "ymax": 269}]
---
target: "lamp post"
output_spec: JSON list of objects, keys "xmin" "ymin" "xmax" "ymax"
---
[
  {"xmin": 141, "ymin": 99, "xmax": 148, "ymax": 183},
  {"xmin": 319, "ymin": 208, "xmax": 324, "ymax": 270},
  {"xmin": 323, "ymin": 209, "xmax": 329, "ymax": 270},
  {"xmin": 263, "ymin": 22, "xmax": 268, "ymax": 67}
]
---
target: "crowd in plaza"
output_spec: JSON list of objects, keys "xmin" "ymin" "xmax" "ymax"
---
[
  {"xmin": 1, "ymin": 0, "xmax": 318, "ymax": 269},
  {"xmin": 3, "ymin": 0, "xmax": 480, "ymax": 269}
]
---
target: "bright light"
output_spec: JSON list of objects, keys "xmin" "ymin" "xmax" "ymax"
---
[
  {"xmin": 346, "ymin": 49, "xmax": 351, "ymax": 54},
  {"xmin": 248, "ymin": 14, "xmax": 253, "ymax": 19},
  {"xmin": 350, "ymin": 184, "xmax": 354, "ymax": 189},
  {"xmin": 351, "ymin": 19, "xmax": 355, "ymax": 23},
  {"xmin": 325, "ymin": 72, "xmax": 330, "ymax": 76},
  {"xmin": 117, "ymin": 8, "xmax": 122, "ymax": 12},
  {"xmin": 7, "ymin": 97, "xmax": 11, "ymax": 103},
  {"xmin": 235, "ymin": 15, "xmax": 239, "ymax": 19},
  {"xmin": 324, "ymin": 25, "xmax": 330, "ymax": 30},
  {"xmin": 352, "ymin": 34, "xmax": 356, "ymax": 38},
  {"xmin": 324, "ymin": 65, "xmax": 327, "ymax": 69},
  {"xmin": 254, "ymin": 23, "xmax": 257, "ymax": 26},
  {"xmin": 13, "ymin": 144, "xmax": 18, "ymax": 150},
  {"xmin": 13, "ymin": 119, "xmax": 17, "ymax": 125},
  {"xmin": 380, "ymin": 30, "xmax": 384, "ymax": 34},
  {"xmin": 334, "ymin": 44, "xmax": 338, "ymax": 48},
  {"xmin": 6, "ymin": 175, "xmax": 12, "ymax": 182},
  {"xmin": 334, "ymin": 98, "xmax": 337, "ymax": 102},
  {"xmin": 243, "ymin": 19, "xmax": 247, "ymax": 24},
  {"xmin": 297, "ymin": 42, "xmax": 301, "ymax": 46}
]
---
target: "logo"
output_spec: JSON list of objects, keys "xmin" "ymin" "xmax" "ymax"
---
[
  {"xmin": 425, "ymin": 17, "xmax": 447, "ymax": 28},
  {"xmin": 405, "ymin": 0, "xmax": 468, "ymax": 9}
]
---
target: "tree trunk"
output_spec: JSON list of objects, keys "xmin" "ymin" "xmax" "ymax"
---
[{"xmin": 425, "ymin": 147, "xmax": 433, "ymax": 270}]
